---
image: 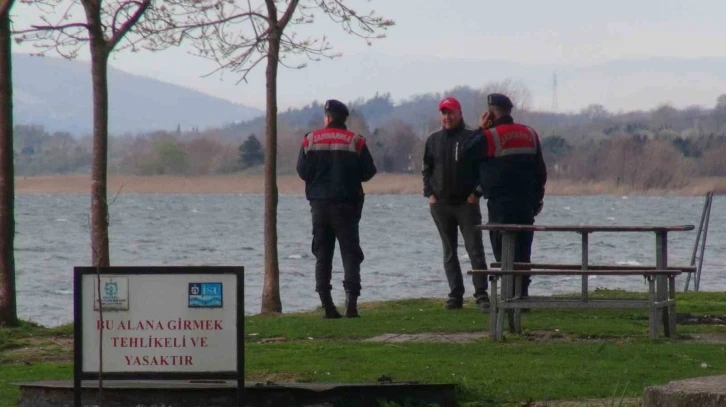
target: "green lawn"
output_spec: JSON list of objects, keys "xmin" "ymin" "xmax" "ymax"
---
[
  {"xmin": 0, "ymin": 364, "xmax": 72, "ymax": 406},
  {"xmin": 246, "ymin": 341, "xmax": 726, "ymax": 406},
  {"xmin": 244, "ymin": 290, "xmax": 726, "ymax": 341},
  {"xmin": 3, "ymin": 290, "xmax": 726, "ymax": 406}
]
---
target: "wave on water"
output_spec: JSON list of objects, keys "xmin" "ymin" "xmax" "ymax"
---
[
  {"xmin": 616, "ymin": 260, "xmax": 643, "ymax": 266},
  {"xmin": 13, "ymin": 193, "xmax": 724, "ymax": 326}
]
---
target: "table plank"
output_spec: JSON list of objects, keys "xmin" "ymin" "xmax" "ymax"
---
[
  {"xmin": 489, "ymin": 262, "xmax": 697, "ymax": 272},
  {"xmin": 476, "ymin": 224, "xmax": 695, "ymax": 232},
  {"xmin": 469, "ymin": 269, "xmax": 682, "ymax": 276}
]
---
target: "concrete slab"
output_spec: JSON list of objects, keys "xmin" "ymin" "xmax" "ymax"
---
[
  {"xmin": 363, "ymin": 332, "xmax": 487, "ymax": 343},
  {"xmin": 643, "ymin": 375, "xmax": 726, "ymax": 407}
]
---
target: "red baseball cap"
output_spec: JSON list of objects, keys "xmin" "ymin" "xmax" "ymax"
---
[{"xmin": 438, "ymin": 97, "xmax": 461, "ymax": 112}]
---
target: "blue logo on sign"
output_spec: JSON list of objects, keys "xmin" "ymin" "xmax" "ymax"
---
[
  {"xmin": 188, "ymin": 283, "xmax": 223, "ymax": 308},
  {"xmin": 104, "ymin": 281, "xmax": 118, "ymax": 297}
]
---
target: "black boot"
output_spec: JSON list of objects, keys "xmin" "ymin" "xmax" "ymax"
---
[
  {"xmin": 345, "ymin": 293, "xmax": 359, "ymax": 318},
  {"xmin": 318, "ymin": 291, "xmax": 342, "ymax": 319}
]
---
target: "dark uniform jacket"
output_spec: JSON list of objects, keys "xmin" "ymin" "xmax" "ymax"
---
[
  {"xmin": 296, "ymin": 122, "xmax": 377, "ymax": 202},
  {"xmin": 473, "ymin": 116, "xmax": 547, "ymax": 206},
  {"xmin": 422, "ymin": 121, "xmax": 481, "ymax": 204}
]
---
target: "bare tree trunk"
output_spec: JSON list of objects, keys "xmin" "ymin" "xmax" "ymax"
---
[
  {"xmin": 87, "ymin": 26, "xmax": 110, "ymax": 267},
  {"xmin": 0, "ymin": 3, "xmax": 18, "ymax": 327},
  {"xmin": 260, "ymin": 32, "xmax": 281, "ymax": 314}
]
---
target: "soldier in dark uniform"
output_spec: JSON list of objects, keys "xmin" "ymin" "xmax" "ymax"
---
[
  {"xmin": 296, "ymin": 99, "xmax": 377, "ymax": 318},
  {"xmin": 423, "ymin": 97, "xmax": 490, "ymax": 312},
  {"xmin": 475, "ymin": 93, "xmax": 547, "ymax": 298}
]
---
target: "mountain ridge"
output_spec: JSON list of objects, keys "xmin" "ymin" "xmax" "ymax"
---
[{"xmin": 12, "ymin": 53, "xmax": 263, "ymax": 136}]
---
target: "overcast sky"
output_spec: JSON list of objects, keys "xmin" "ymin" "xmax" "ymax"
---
[{"xmin": 12, "ymin": 0, "xmax": 726, "ymax": 112}]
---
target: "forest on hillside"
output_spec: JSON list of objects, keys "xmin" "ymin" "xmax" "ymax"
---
[{"xmin": 14, "ymin": 81, "xmax": 726, "ymax": 190}]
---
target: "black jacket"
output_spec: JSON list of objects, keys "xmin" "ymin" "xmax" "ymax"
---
[
  {"xmin": 473, "ymin": 116, "xmax": 547, "ymax": 206},
  {"xmin": 296, "ymin": 122, "xmax": 377, "ymax": 202},
  {"xmin": 422, "ymin": 121, "xmax": 480, "ymax": 204}
]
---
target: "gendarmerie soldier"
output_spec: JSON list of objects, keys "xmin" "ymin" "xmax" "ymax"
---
[
  {"xmin": 296, "ymin": 99, "xmax": 377, "ymax": 318},
  {"xmin": 475, "ymin": 93, "xmax": 547, "ymax": 298}
]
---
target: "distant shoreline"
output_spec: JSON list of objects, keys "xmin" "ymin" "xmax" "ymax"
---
[{"xmin": 13, "ymin": 173, "xmax": 726, "ymax": 196}]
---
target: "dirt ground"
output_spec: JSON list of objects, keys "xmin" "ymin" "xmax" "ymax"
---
[
  {"xmin": 362, "ymin": 330, "xmax": 726, "ymax": 345},
  {"xmin": 2, "ymin": 336, "xmax": 73, "ymax": 363},
  {"xmin": 517, "ymin": 400, "xmax": 641, "ymax": 407}
]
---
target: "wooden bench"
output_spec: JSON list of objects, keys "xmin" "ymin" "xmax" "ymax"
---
[
  {"xmin": 490, "ymin": 262, "xmax": 697, "ymax": 274},
  {"xmin": 469, "ymin": 268, "xmax": 681, "ymax": 340},
  {"xmin": 469, "ymin": 224, "xmax": 695, "ymax": 340}
]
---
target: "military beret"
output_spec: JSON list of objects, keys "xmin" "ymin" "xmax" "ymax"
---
[
  {"xmin": 487, "ymin": 93, "xmax": 514, "ymax": 109},
  {"xmin": 324, "ymin": 99, "xmax": 349, "ymax": 116}
]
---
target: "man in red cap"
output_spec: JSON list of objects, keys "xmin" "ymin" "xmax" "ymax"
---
[{"xmin": 422, "ymin": 96, "xmax": 490, "ymax": 311}]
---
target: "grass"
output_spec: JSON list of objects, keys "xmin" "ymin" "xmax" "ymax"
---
[
  {"xmin": 0, "ymin": 321, "xmax": 73, "ymax": 406},
  {"xmin": 0, "ymin": 320, "xmax": 72, "ymax": 354},
  {"xmin": 3, "ymin": 290, "xmax": 726, "ymax": 406},
  {"xmin": 244, "ymin": 290, "xmax": 726, "ymax": 341},
  {"xmin": 0, "ymin": 364, "xmax": 72, "ymax": 406},
  {"xmin": 245, "ymin": 341, "xmax": 724, "ymax": 406}
]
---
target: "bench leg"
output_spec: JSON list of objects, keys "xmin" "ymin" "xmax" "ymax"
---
[
  {"xmin": 501, "ymin": 232, "xmax": 517, "ymax": 335},
  {"xmin": 505, "ymin": 276, "xmax": 515, "ymax": 334},
  {"xmin": 500, "ymin": 276, "xmax": 515, "ymax": 333},
  {"xmin": 497, "ymin": 304, "xmax": 505, "ymax": 340},
  {"xmin": 489, "ymin": 276, "xmax": 499, "ymax": 340},
  {"xmin": 655, "ymin": 231, "xmax": 669, "ymax": 336},
  {"xmin": 668, "ymin": 275, "xmax": 677, "ymax": 338},
  {"xmin": 661, "ymin": 276, "xmax": 672, "ymax": 338},
  {"xmin": 648, "ymin": 276, "xmax": 657, "ymax": 340},
  {"xmin": 581, "ymin": 232, "xmax": 589, "ymax": 302},
  {"xmin": 513, "ymin": 275, "xmax": 522, "ymax": 334},
  {"xmin": 658, "ymin": 276, "xmax": 677, "ymax": 338}
]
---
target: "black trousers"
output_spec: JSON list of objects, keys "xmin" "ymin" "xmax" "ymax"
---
[
  {"xmin": 310, "ymin": 199, "xmax": 364, "ymax": 296},
  {"xmin": 487, "ymin": 199, "xmax": 535, "ymax": 296},
  {"xmin": 430, "ymin": 202, "xmax": 488, "ymax": 300}
]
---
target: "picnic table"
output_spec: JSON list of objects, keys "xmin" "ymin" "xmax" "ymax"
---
[{"xmin": 468, "ymin": 224, "xmax": 696, "ymax": 340}]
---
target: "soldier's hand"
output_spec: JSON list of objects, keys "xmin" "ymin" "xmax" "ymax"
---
[
  {"xmin": 429, "ymin": 195, "xmax": 437, "ymax": 204},
  {"xmin": 480, "ymin": 111, "xmax": 493, "ymax": 129},
  {"xmin": 466, "ymin": 194, "xmax": 479, "ymax": 204}
]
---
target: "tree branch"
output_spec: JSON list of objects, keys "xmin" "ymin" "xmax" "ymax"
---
[
  {"xmin": 111, "ymin": 1, "xmax": 141, "ymax": 36},
  {"xmin": 107, "ymin": 0, "xmax": 150, "ymax": 52},
  {"xmin": 264, "ymin": 0, "xmax": 277, "ymax": 24},
  {"xmin": 246, "ymin": 0, "xmax": 261, "ymax": 39},
  {"xmin": 231, "ymin": 52, "xmax": 266, "ymax": 85},
  {"xmin": 13, "ymin": 22, "xmax": 91, "ymax": 34},
  {"xmin": 132, "ymin": 0, "xmax": 393, "ymax": 86},
  {"xmin": 146, "ymin": 10, "xmax": 272, "ymax": 39},
  {"xmin": 278, "ymin": 0, "xmax": 299, "ymax": 29},
  {"xmin": 314, "ymin": 0, "xmax": 394, "ymax": 41}
]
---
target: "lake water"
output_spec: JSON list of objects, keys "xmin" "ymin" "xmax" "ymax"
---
[{"xmin": 14, "ymin": 193, "xmax": 725, "ymax": 327}]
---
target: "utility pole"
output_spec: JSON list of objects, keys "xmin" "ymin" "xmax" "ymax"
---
[{"xmin": 552, "ymin": 72, "xmax": 558, "ymax": 112}]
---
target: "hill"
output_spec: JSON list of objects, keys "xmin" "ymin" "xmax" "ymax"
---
[{"xmin": 12, "ymin": 53, "xmax": 263, "ymax": 136}]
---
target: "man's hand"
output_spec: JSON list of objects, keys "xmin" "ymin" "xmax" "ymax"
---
[
  {"xmin": 534, "ymin": 200, "xmax": 543, "ymax": 216},
  {"xmin": 466, "ymin": 194, "xmax": 479, "ymax": 204},
  {"xmin": 429, "ymin": 195, "xmax": 437, "ymax": 204}
]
